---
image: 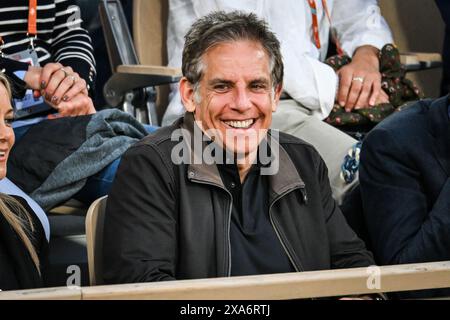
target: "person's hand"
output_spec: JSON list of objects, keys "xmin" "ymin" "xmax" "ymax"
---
[
  {"xmin": 39, "ymin": 62, "xmax": 88, "ymax": 105},
  {"xmin": 24, "ymin": 65, "xmax": 43, "ymax": 90},
  {"xmin": 49, "ymin": 92, "xmax": 96, "ymax": 117},
  {"xmin": 375, "ymin": 89, "xmax": 390, "ymax": 105},
  {"xmin": 336, "ymin": 46, "xmax": 382, "ymax": 112}
]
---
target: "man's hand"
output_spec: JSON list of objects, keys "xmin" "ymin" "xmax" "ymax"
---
[
  {"xmin": 39, "ymin": 62, "xmax": 88, "ymax": 105},
  {"xmin": 49, "ymin": 92, "xmax": 96, "ymax": 117},
  {"xmin": 376, "ymin": 89, "xmax": 390, "ymax": 105},
  {"xmin": 337, "ymin": 45, "xmax": 387, "ymax": 112}
]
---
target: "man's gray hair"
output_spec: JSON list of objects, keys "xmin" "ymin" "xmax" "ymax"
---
[{"xmin": 182, "ymin": 11, "xmax": 284, "ymax": 89}]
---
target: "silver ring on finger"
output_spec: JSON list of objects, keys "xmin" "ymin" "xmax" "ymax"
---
[
  {"xmin": 352, "ymin": 76, "xmax": 365, "ymax": 84},
  {"xmin": 68, "ymin": 75, "xmax": 77, "ymax": 86},
  {"xmin": 59, "ymin": 67, "xmax": 69, "ymax": 78}
]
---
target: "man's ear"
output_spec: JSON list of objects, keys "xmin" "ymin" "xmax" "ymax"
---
[
  {"xmin": 180, "ymin": 77, "xmax": 197, "ymax": 112},
  {"xmin": 272, "ymin": 83, "xmax": 283, "ymax": 112}
]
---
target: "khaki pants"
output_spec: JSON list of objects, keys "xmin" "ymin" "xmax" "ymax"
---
[{"xmin": 271, "ymin": 100, "xmax": 358, "ymax": 204}]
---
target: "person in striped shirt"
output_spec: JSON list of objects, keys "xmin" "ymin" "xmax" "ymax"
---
[
  {"xmin": 0, "ymin": 0, "xmax": 96, "ymax": 119},
  {"xmin": 0, "ymin": 1, "xmax": 127, "ymax": 207}
]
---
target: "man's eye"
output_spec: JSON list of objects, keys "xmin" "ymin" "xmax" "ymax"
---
[
  {"xmin": 251, "ymin": 83, "xmax": 267, "ymax": 91},
  {"xmin": 214, "ymin": 84, "xmax": 230, "ymax": 91}
]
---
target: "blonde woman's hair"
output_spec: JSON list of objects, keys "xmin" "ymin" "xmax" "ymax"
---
[
  {"xmin": 0, "ymin": 73, "xmax": 40, "ymax": 274},
  {"xmin": 0, "ymin": 72, "xmax": 12, "ymax": 97}
]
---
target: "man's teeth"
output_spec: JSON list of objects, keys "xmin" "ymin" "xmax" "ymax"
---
[
  {"xmin": 0, "ymin": 152, "xmax": 5, "ymax": 157},
  {"xmin": 224, "ymin": 119, "xmax": 254, "ymax": 128}
]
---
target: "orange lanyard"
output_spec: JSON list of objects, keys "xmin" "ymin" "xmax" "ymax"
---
[
  {"xmin": 0, "ymin": 0, "xmax": 38, "ymax": 55},
  {"xmin": 28, "ymin": 0, "xmax": 38, "ymax": 37},
  {"xmin": 307, "ymin": 0, "xmax": 343, "ymax": 55}
]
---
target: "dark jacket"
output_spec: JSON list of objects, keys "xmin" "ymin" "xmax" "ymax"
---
[
  {"xmin": 103, "ymin": 113, "xmax": 374, "ymax": 284},
  {"xmin": 360, "ymin": 96, "xmax": 450, "ymax": 297},
  {"xmin": 0, "ymin": 195, "xmax": 48, "ymax": 290},
  {"xmin": 361, "ymin": 96, "xmax": 450, "ymax": 264}
]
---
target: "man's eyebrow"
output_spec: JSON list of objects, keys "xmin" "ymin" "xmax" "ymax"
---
[
  {"xmin": 208, "ymin": 78, "xmax": 270, "ymax": 85},
  {"xmin": 250, "ymin": 78, "xmax": 270, "ymax": 84},
  {"xmin": 208, "ymin": 79, "xmax": 234, "ymax": 86},
  {"xmin": 5, "ymin": 108, "xmax": 13, "ymax": 116}
]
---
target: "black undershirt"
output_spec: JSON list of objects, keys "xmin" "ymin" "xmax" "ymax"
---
[{"xmin": 217, "ymin": 163, "xmax": 294, "ymax": 276}]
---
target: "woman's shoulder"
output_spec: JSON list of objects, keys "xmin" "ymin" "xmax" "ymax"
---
[{"xmin": 0, "ymin": 178, "xmax": 50, "ymax": 240}]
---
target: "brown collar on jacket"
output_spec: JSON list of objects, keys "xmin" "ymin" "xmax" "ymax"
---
[{"xmin": 180, "ymin": 112, "xmax": 305, "ymax": 201}]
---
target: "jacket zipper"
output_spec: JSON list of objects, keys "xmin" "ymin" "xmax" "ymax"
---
[
  {"xmin": 269, "ymin": 186, "xmax": 307, "ymax": 272},
  {"xmin": 226, "ymin": 199, "xmax": 233, "ymax": 277},
  {"xmin": 189, "ymin": 178, "xmax": 233, "ymax": 277},
  {"xmin": 191, "ymin": 179, "xmax": 307, "ymax": 276}
]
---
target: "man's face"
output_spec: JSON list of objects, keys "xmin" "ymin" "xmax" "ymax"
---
[{"xmin": 181, "ymin": 40, "xmax": 282, "ymax": 157}]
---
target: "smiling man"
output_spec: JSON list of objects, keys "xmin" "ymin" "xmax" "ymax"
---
[
  {"xmin": 103, "ymin": 11, "xmax": 375, "ymax": 284},
  {"xmin": 178, "ymin": 37, "xmax": 280, "ymax": 181}
]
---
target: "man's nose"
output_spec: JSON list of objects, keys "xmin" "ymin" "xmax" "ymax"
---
[{"xmin": 232, "ymin": 87, "xmax": 252, "ymax": 112}]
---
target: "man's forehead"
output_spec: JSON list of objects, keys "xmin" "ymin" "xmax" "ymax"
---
[
  {"xmin": 201, "ymin": 40, "xmax": 271, "ymax": 80},
  {"xmin": 203, "ymin": 40, "xmax": 269, "ymax": 63}
]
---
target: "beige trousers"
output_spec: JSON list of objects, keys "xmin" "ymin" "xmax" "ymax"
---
[{"xmin": 271, "ymin": 99, "xmax": 358, "ymax": 204}]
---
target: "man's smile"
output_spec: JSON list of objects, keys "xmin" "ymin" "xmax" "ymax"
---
[{"xmin": 222, "ymin": 119, "xmax": 255, "ymax": 129}]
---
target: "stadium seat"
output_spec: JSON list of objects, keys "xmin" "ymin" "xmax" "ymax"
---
[
  {"xmin": 85, "ymin": 196, "xmax": 108, "ymax": 286},
  {"xmin": 99, "ymin": 0, "xmax": 180, "ymax": 125}
]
